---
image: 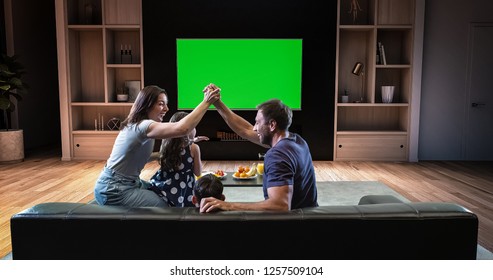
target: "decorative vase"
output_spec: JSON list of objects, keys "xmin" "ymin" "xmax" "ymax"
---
[
  {"xmin": 0, "ymin": 129, "xmax": 24, "ymax": 163},
  {"xmin": 116, "ymin": 87, "xmax": 129, "ymax": 102},
  {"xmin": 381, "ymin": 86, "xmax": 395, "ymax": 103},
  {"xmin": 125, "ymin": 80, "xmax": 141, "ymax": 102},
  {"xmin": 116, "ymin": 94, "xmax": 129, "ymax": 102}
]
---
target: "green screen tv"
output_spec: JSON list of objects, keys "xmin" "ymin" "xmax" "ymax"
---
[{"xmin": 176, "ymin": 39, "xmax": 302, "ymax": 110}]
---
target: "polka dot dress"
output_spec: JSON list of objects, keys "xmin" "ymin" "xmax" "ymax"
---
[{"xmin": 149, "ymin": 146, "xmax": 195, "ymax": 207}]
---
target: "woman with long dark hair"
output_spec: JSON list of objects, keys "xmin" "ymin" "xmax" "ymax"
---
[{"xmin": 94, "ymin": 84, "xmax": 220, "ymax": 207}]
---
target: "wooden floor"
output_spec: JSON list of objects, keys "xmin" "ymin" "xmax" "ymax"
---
[{"xmin": 1, "ymin": 148, "xmax": 492, "ymax": 259}]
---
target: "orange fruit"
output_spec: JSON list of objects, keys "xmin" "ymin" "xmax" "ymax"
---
[{"xmin": 240, "ymin": 172, "xmax": 248, "ymax": 178}]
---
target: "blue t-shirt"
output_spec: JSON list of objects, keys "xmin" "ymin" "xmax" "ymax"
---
[{"xmin": 263, "ymin": 132, "xmax": 318, "ymax": 209}]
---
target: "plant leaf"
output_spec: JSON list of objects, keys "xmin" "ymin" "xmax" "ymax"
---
[
  {"xmin": 0, "ymin": 84, "xmax": 11, "ymax": 91},
  {"xmin": 0, "ymin": 96, "xmax": 11, "ymax": 110}
]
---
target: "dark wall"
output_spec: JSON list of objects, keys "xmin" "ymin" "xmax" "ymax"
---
[
  {"xmin": 7, "ymin": 0, "xmax": 60, "ymax": 153},
  {"xmin": 143, "ymin": 0, "xmax": 336, "ymax": 160},
  {"xmin": 0, "ymin": 0, "xmax": 5, "ymax": 54}
]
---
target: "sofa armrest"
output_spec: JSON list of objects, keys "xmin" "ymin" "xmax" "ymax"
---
[{"xmin": 358, "ymin": 195, "xmax": 405, "ymax": 205}]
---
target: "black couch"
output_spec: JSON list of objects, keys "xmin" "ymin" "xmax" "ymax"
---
[{"xmin": 10, "ymin": 195, "xmax": 478, "ymax": 260}]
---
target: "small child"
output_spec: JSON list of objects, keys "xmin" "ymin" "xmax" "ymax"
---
[
  {"xmin": 149, "ymin": 111, "xmax": 207, "ymax": 207},
  {"xmin": 192, "ymin": 173, "xmax": 225, "ymax": 207}
]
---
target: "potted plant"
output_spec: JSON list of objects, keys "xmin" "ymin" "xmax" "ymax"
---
[
  {"xmin": 0, "ymin": 53, "xmax": 29, "ymax": 163},
  {"xmin": 341, "ymin": 89, "xmax": 349, "ymax": 103}
]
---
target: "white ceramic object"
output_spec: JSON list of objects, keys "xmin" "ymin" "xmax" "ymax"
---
[
  {"xmin": 381, "ymin": 86, "xmax": 395, "ymax": 103},
  {"xmin": 117, "ymin": 94, "xmax": 129, "ymax": 102},
  {"xmin": 125, "ymin": 81, "xmax": 141, "ymax": 102}
]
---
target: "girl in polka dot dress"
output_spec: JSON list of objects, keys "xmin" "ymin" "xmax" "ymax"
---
[{"xmin": 149, "ymin": 111, "xmax": 208, "ymax": 207}]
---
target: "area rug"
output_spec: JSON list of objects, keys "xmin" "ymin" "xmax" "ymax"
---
[{"xmin": 223, "ymin": 180, "xmax": 408, "ymax": 205}]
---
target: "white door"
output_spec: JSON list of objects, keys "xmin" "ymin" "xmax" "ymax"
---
[{"xmin": 464, "ymin": 24, "xmax": 493, "ymax": 160}]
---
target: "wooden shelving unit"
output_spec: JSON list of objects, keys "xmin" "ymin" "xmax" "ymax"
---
[
  {"xmin": 334, "ymin": 0, "xmax": 415, "ymax": 161},
  {"xmin": 56, "ymin": 0, "xmax": 143, "ymax": 160}
]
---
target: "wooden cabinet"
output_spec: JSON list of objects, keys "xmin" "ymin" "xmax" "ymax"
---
[
  {"xmin": 73, "ymin": 133, "xmax": 116, "ymax": 159},
  {"xmin": 336, "ymin": 133, "xmax": 407, "ymax": 161},
  {"xmin": 334, "ymin": 0, "xmax": 415, "ymax": 161},
  {"xmin": 56, "ymin": 0, "xmax": 143, "ymax": 160}
]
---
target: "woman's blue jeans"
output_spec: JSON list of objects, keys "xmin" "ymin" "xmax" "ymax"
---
[{"xmin": 94, "ymin": 166, "xmax": 168, "ymax": 207}]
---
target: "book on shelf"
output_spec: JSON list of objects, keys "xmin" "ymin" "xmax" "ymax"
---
[{"xmin": 378, "ymin": 42, "xmax": 387, "ymax": 65}]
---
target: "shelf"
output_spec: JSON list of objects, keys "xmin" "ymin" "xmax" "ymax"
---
[
  {"xmin": 71, "ymin": 102, "xmax": 133, "ymax": 106},
  {"xmin": 68, "ymin": 28, "xmax": 104, "ymax": 103},
  {"xmin": 105, "ymin": 28, "xmax": 141, "ymax": 64},
  {"xmin": 67, "ymin": 0, "xmax": 103, "ymax": 25},
  {"xmin": 106, "ymin": 64, "xmax": 141, "ymax": 68},
  {"xmin": 376, "ymin": 0, "xmax": 414, "ymax": 25},
  {"xmin": 58, "ymin": 0, "xmax": 145, "ymax": 160},
  {"xmin": 67, "ymin": 25, "xmax": 103, "ymax": 30},
  {"xmin": 105, "ymin": 25, "xmax": 140, "ymax": 30},
  {"xmin": 376, "ymin": 64, "xmax": 411, "ymax": 69},
  {"xmin": 338, "ymin": 105, "xmax": 408, "ymax": 127},
  {"xmin": 376, "ymin": 25, "xmax": 413, "ymax": 30},
  {"xmin": 104, "ymin": 0, "xmax": 141, "ymax": 25},
  {"xmin": 339, "ymin": 25, "xmax": 375, "ymax": 30},
  {"xmin": 73, "ymin": 130, "xmax": 119, "ymax": 135},
  {"xmin": 377, "ymin": 29, "xmax": 413, "ymax": 65},
  {"xmin": 336, "ymin": 130, "xmax": 407, "ymax": 135},
  {"xmin": 337, "ymin": 103, "xmax": 409, "ymax": 107},
  {"xmin": 335, "ymin": 0, "xmax": 415, "ymax": 162},
  {"xmin": 339, "ymin": 0, "xmax": 375, "ymax": 25}
]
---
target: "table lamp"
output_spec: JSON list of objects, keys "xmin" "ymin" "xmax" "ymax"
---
[{"xmin": 351, "ymin": 62, "xmax": 364, "ymax": 102}]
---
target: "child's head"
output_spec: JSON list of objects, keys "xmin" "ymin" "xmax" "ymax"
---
[
  {"xmin": 168, "ymin": 111, "xmax": 195, "ymax": 144},
  {"xmin": 160, "ymin": 111, "xmax": 194, "ymax": 171},
  {"xmin": 192, "ymin": 173, "xmax": 225, "ymax": 207}
]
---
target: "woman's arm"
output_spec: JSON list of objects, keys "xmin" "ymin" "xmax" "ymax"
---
[{"xmin": 147, "ymin": 87, "xmax": 220, "ymax": 139}]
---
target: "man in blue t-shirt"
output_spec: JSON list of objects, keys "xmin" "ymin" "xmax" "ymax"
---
[{"xmin": 200, "ymin": 84, "xmax": 318, "ymax": 212}]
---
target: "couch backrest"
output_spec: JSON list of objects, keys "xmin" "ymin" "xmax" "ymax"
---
[{"xmin": 10, "ymin": 202, "xmax": 478, "ymax": 260}]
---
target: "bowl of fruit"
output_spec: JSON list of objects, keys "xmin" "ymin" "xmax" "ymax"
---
[
  {"xmin": 232, "ymin": 163, "xmax": 257, "ymax": 179},
  {"xmin": 213, "ymin": 169, "xmax": 227, "ymax": 180}
]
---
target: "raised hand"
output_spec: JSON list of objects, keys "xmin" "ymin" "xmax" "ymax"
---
[
  {"xmin": 202, "ymin": 83, "xmax": 221, "ymax": 104},
  {"xmin": 193, "ymin": 135, "xmax": 209, "ymax": 143}
]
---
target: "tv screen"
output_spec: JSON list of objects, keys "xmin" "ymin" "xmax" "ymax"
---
[{"xmin": 176, "ymin": 39, "xmax": 303, "ymax": 110}]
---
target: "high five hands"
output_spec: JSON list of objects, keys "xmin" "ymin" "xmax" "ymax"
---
[{"xmin": 203, "ymin": 83, "xmax": 221, "ymax": 104}]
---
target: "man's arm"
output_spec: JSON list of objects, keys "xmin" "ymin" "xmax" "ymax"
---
[
  {"xmin": 199, "ymin": 184, "xmax": 293, "ymax": 212},
  {"xmin": 213, "ymin": 99, "xmax": 264, "ymax": 146},
  {"xmin": 207, "ymin": 83, "xmax": 268, "ymax": 146}
]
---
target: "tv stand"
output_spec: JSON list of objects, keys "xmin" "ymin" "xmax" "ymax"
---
[{"xmin": 197, "ymin": 140, "xmax": 268, "ymax": 160}]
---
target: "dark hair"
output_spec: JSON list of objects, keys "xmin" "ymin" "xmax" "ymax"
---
[
  {"xmin": 160, "ymin": 111, "xmax": 189, "ymax": 171},
  {"xmin": 120, "ymin": 85, "xmax": 167, "ymax": 129},
  {"xmin": 256, "ymin": 99, "xmax": 292, "ymax": 130},
  {"xmin": 193, "ymin": 174, "xmax": 224, "ymax": 201}
]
